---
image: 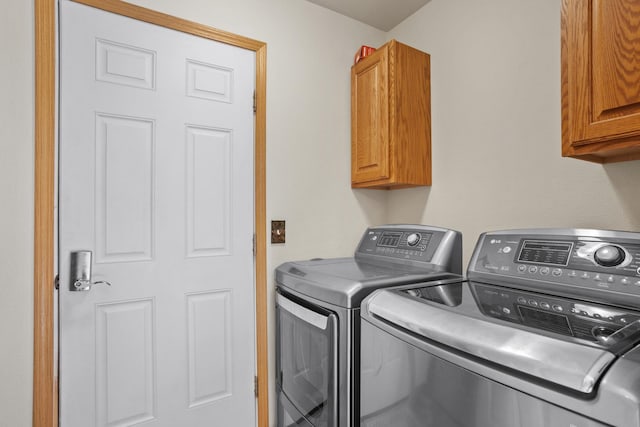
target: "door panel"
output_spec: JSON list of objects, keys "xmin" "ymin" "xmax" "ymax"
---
[
  {"xmin": 95, "ymin": 113, "xmax": 154, "ymax": 263},
  {"xmin": 59, "ymin": 1, "xmax": 256, "ymax": 426},
  {"xmin": 95, "ymin": 299, "xmax": 155, "ymax": 426},
  {"xmin": 185, "ymin": 125, "xmax": 231, "ymax": 257}
]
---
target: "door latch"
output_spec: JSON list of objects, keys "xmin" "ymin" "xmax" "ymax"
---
[{"xmin": 69, "ymin": 250, "xmax": 112, "ymax": 291}]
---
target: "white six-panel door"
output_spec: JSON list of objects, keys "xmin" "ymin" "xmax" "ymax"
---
[{"xmin": 59, "ymin": 1, "xmax": 256, "ymax": 425}]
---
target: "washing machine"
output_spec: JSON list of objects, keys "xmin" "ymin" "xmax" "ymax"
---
[{"xmin": 361, "ymin": 228, "xmax": 640, "ymax": 427}]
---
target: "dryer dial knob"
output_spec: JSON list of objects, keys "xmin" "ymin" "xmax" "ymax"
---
[
  {"xmin": 407, "ymin": 233, "xmax": 421, "ymax": 246},
  {"xmin": 594, "ymin": 245, "xmax": 625, "ymax": 267}
]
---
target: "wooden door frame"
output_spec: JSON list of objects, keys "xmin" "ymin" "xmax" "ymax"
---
[{"xmin": 33, "ymin": 1, "xmax": 268, "ymax": 426}]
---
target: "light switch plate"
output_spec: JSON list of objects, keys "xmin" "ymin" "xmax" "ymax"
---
[{"xmin": 271, "ymin": 220, "xmax": 286, "ymax": 244}]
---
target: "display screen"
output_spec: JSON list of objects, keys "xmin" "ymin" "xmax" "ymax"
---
[
  {"xmin": 377, "ymin": 232, "xmax": 403, "ymax": 247},
  {"xmin": 517, "ymin": 240, "xmax": 573, "ymax": 266}
]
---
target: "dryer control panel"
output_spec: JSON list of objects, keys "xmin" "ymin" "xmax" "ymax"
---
[
  {"xmin": 468, "ymin": 229, "xmax": 640, "ymax": 308},
  {"xmin": 360, "ymin": 229, "xmax": 438, "ymax": 258},
  {"xmin": 355, "ymin": 225, "xmax": 463, "ymax": 274}
]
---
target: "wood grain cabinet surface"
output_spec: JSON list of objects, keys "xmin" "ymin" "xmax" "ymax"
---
[
  {"xmin": 351, "ymin": 39, "xmax": 431, "ymax": 188},
  {"xmin": 562, "ymin": 0, "xmax": 640, "ymax": 162}
]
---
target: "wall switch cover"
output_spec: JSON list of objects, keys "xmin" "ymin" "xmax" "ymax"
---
[{"xmin": 271, "ymin": 220, "xmax": 286, "ymax": 244}]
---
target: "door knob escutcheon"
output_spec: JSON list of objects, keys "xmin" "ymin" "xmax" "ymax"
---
[{"xmin": 69, "ymin": 250, "xmax": 112, "ymax": 291}]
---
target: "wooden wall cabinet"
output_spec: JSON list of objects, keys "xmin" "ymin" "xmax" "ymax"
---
[
  {"xmin": 351, "ymin": 39, "xmax": 431, "ymax": 188},
  {"xmin": 562, "ymin": 0, "xmax": 640, "ymax": 163}
]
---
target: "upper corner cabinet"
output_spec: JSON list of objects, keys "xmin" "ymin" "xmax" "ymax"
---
[
  {"xmin": 562, "ymin": 0, "xmax": 640, "ymax": 163},
  {"xmin": 351, "ymin": 40, "xmax": 431, "ymax": 188}
]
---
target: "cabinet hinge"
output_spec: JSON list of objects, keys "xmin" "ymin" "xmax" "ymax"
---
[
  {"xmin": 253, "ymin": 90, "xmax": 257, "ymax": 114},
  {"xmin": 54, "ymin": 274, "xmax": 60, "ymax": 290},
  {"xmin": 254, "ymin": 375, "xmax": 258, "ymax": 398},
  {"xmin": 252, "ymin": 233, "xmax": 256, "ymax": 257}
]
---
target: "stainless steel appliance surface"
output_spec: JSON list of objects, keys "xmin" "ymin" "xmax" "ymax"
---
[
  {"xmin": 275, "ymin": 224, "xmax": 463, "ymax": 427},
  {"xmin": 361, "ymin": 228, "xmax": 640, "ymax": 427}
]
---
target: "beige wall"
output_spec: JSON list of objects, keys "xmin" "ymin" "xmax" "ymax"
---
[
  {"xmin": 0, "ymin": 0, "xmax": 35, "ymax": 425},
  {"xmin": 387, "ymin": 0, "xmax": 640, "ymax": 265},
  {"xmin": 5, "ymin": 0, "xmax": 640, "ymax": 426}
]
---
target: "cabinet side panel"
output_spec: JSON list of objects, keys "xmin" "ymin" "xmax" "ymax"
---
[
  {"xmin": 561, "ymin": 0, "xmax": 574, "ymax": 157},
  {"xmin": 565, "ymin": 0, "xmax": 591, "ymax": 145},
  {"xmin": 393, "ymin": 42, "xmax": 431, "ymax": 186}
]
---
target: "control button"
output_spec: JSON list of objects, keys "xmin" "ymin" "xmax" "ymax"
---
[
  {"xmin": 406, "ymin": 233, "xmax": 421, "ymax": 246},
  {"xmin": 594, "ymin": 274, "xmax": 602, "ymax": 281},
  {"xmin": 594, "ymin": 313, "xmax": 602, "ymax": 319},
  {"xmin": 581, "ymin": 272, "xmax": 590, "ymax": 279},
  {"xmin": 502, "ymin": 307, "xmax": 511, "ymax": 315},
  {"xmin": 540, "ymin": 267, "xmax": 550, "ymax": 275},
  {"xmin": 592, "ymin": 326, "xmax": 616, "ymax": 343},
  {"xmin": 529, "ymin": 266, "xmax": 538, "ymax": 274},
  {"xmin": 594, "ymin": 245, "xmax": 625, "ymax": 267},
  {"xmin": 635, "ymin": 281, "xmax": 640, "ymax": 287},
  {"xmin": 518, "ymin": 265, "xmax": 527, "ymax": 273},
  {"xmin": 571, "ymin": 307, "xmax": 579, "ymax": 314},
  {"xmin": 569, "ymin": 271, "xmax": 577, "ymax": 277},
  {"xmin": 540, "ymin": 302, "xmax": 551, "ymax": 310},
  {"xmin": 552, "ymin": 305, "xmax": 564, "ymax": 312},
  {"xmin": 517, "ymin": 297, "xmax": 527, "ymax": 304},
  {"xmin": 621, "ymin": 318, "xmax": 628, "ymax": 324},
  {"xmin": 621, "ymin": 278, "xmax": 630, "ymax": 286},
  {"xmin": 580, "ymin": 310, "xmax": 589, "ymax": 316},
  {"xmin": 607, "ymin": 276, "xmax": 615, "ymax": 283},
  {"xmin": 552, "ymin": 269, "xmax": 562, "ymax": 277},
  {"xmin": 502, "ymin": 246, "xmax": 512, "ymax": 254},
  {"xmin": 528, "ymin": 300, "xmax": 538, "ymax": 307}
]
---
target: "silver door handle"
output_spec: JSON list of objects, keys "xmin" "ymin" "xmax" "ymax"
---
[
  {"xmin": 69, "ymin": 250, "xmax": 112, "ymax": 291},
  {"xmin": 276, "ymin": 293, "xmax": 329, "ymax": 329}
]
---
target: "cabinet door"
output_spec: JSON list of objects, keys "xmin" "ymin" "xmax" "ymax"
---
[
  {"xmin": 563, "ymin": 0, "xmax": 640, "ymax": 161},
  {"xmin": 351, "ymin": 47, "xmax": 390, "ymax": 184}
]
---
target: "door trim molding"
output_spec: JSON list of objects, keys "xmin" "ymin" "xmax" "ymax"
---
[{"xmin": 33, "ymin": 1, "xmax": 268, "ymax": 426}]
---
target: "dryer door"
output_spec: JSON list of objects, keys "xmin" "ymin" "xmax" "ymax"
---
[{"xmin": 276, "ymin": 291, "xmax": 338, "ymax": 427}]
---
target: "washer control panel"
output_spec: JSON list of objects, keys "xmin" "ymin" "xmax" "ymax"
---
[{"xmin": 469, "ymin": 229, "xmax": 640, "ymax": 307}]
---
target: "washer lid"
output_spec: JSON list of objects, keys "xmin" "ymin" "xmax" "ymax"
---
[
  {"xmin": 275, "ymin": 257, "xmax": 456, "ymax": 308},
  {"xmin": 361, "ymin": 280, "xmax": 640, "ymax": 394}
]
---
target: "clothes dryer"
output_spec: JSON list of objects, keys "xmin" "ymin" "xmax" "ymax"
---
[{"xmin": 275, "ymin": 224, "xmax": 462, "ymax": 427}]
